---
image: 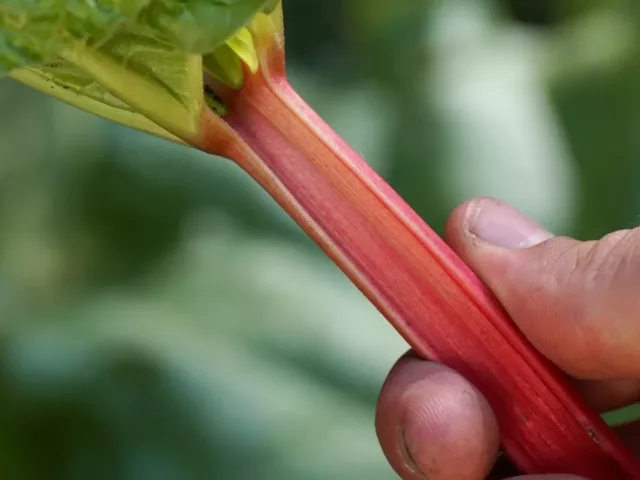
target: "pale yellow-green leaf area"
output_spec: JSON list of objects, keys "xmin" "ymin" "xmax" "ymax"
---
[{"xmin": 1, "ymin": 0, "xmax": 273, "ymax": 141}]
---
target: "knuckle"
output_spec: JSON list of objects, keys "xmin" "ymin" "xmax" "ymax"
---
[
  {"xmin": 516, "ymin": 229, "xmax": 640, "ymax": 378},
  {"xmin": 570, "ymin": 228, "xmax": 640, "ymax": 295},
  {"xmin": 561, "ymin": 228, "xmax": 640, "ymax": 376}
]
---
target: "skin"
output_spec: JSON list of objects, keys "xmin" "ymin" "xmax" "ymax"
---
[{"xmin": 376, "ymin": 197, "xmax": 640, "ymax": 480}]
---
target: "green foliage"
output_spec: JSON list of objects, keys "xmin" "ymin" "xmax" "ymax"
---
[
  {"xmin": 0, "ymin": 0, "xmax": 269, "ymax": 140},
  {"xmin": 0, "ymin": 0, "xmax": 268, "ymax": 70}
]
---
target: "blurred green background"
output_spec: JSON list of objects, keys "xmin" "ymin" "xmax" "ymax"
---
[{"xmin": 0, "ymin": 0, "xmax": 639, "ymax": 478}]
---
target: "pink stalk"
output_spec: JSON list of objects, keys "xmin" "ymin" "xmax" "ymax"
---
[{"xmin": 193, "ymin": 14, "xmax": 640, "ymax": 479}]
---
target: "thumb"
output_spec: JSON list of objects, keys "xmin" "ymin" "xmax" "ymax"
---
[{"xmin": 445, "ymin": 197, "xmax": 640, "ymax": 380}]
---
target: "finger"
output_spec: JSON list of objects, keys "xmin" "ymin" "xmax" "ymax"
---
[
  {"xmin": 377, "ymin": 352, "xmax": 639, "ymax": 480},
  {"xmin": 570, "ymin": 378, "xmax": 640, "ymax": 412},
  {"xmin": 376, "ymin": 352, "xmax": 500, "ymax": 480},
  {"xmin": 443, "ymin": 197, "xmax": 640, "ymax": 380}
]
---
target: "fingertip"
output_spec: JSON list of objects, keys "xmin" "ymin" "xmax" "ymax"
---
[
  {"xmin": 445, "ymin": 197, "xmax": 555, "ymax": 254},
  {"xmin": 376, "ymin": 354, "xmax": 500, "ymax": 480},
  {"xmin": 443, "ymin": 197, "xmax": 478, "ymax": 252}
]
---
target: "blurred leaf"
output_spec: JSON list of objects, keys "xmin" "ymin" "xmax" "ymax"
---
[{"xmin": 0, "ymin": 226, "xmax": 406, "ymax": 479}]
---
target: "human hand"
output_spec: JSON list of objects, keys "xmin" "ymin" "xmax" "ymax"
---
[{"xmin": 376, "ymin": 197, "xmax": 640, "ymax": 480}]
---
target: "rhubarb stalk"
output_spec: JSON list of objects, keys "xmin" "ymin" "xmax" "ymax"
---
[
  {"xmin": 195, "ymin": 8, "xmax": 640, "ymax": 479},
  {"xmin": 3, "ymin": 2, "xmax": 639, "ymax": 477}
]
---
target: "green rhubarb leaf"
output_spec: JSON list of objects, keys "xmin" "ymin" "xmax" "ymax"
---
[
  {"xmin": 10, "ymin": 66, "xmax": 185, "ymax": 143},
  {"xmin": 226, "ymin": 28, "xmax": 260, "ymax": 73},
  {"xmin": 0, "ymin": 0, "xmax": 270, "ymax": 141},
  {"xmin": 203, "ymin": 44, "xmax": 245, "ymax": 90},
  {"xmin": 262, "ymin": 0, "xmax": 282, "ymax": 14},
  {"xmin": 202, "ymin": 27, "xmax": 259, "ymax": 89}
]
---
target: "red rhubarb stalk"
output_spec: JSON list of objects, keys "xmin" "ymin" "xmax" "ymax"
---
[{"xmin": 195, "ymin": 10, "xmax": 640, "ymax": 480}]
